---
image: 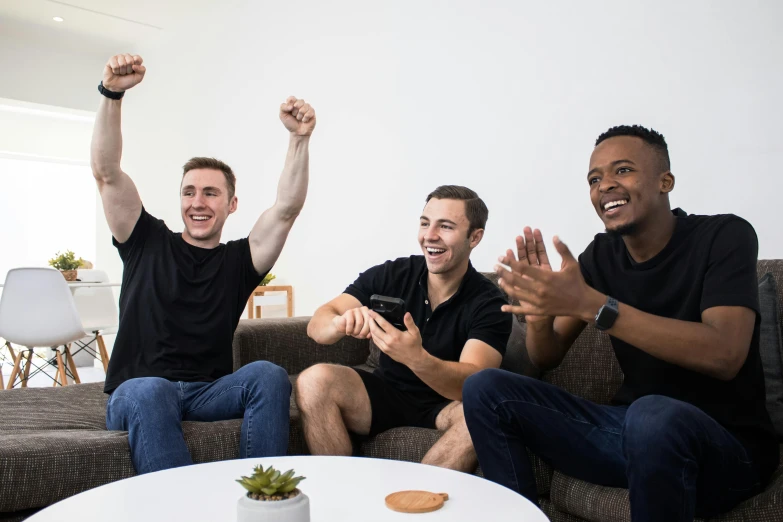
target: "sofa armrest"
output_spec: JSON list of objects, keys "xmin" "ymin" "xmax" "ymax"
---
[{"xmin": 232, "ymin": 317, "xmax": 371, "ymax": 374}]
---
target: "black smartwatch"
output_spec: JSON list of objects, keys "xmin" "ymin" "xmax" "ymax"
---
[
  {"xmin": 98, "ymin": 82, "xmax": 124, "ymax": 100},
  {"xmin": 594, "ymin": 296, "xmax": 619, "ymax": 331}
]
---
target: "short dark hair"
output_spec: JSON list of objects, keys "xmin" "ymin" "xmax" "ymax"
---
[
  {"xmin": 595, "ymin": 125, "xmax": 670, "ymax": 171},
  {"xmin": 425, "ymin": 185, "xmax": 488, "ymax": 235},
  {"xmin": 182, "ymin": 157, "xmax": 237, "ymax": 199}
]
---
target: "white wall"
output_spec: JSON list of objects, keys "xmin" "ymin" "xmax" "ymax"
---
[{"xmin": 87, "ymin": 0, "xmax": 783, "ymax": 316}]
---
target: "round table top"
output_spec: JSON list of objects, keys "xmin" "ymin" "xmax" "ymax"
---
[{"xmin": 27, "ymin": 456, "xmax": 547, "ymax": 522}]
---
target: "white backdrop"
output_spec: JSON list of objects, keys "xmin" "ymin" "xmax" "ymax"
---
[{"xmin": 73, "ymin": 0, "xmax": 783, "ymax": 316}]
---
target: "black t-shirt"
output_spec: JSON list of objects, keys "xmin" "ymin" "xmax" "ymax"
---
[
  {"xmin": 104, "ymin": 208, "xmax": 265, "ymax": 394},
  {"xmin": 579, "ymin": 208, "xmax": 779, "ymax": 479},
  {"xmin": 344, "ymin": 255, "xmax": 512, "ymax": 406}
]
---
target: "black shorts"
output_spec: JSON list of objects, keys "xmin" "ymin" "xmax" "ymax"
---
[{"xmin": 354, "ymin": 367, "xmax": 450, "ymax": 436}]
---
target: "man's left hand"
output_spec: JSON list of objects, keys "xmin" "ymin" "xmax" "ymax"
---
[
  {"xmin": 367, "ymin": 311, "xmax": 427, "ymax": 368},
  {"xmin": 280, "ymin": 96, "xmax": 316, "ymax": 136},
  {"xmin": 495, "ymin": 236, "xmax": 604, "ymax": 322}
]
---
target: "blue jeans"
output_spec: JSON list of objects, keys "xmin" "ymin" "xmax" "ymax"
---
[
  {"xmin": 106, "ymin": 361, "xmax": 291, "ymax": 474},
  {"xmin": 463, "ymin": 369, "xmax": 763, "ymax": 522}
]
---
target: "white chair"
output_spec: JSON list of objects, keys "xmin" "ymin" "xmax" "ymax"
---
[
  {"xmin": 0, "ymin": 267, "xmax": 89, "ymax": 388},
  {"xmin": 69, "ymin": 269, "xmax": 118, "ymax": 374}
]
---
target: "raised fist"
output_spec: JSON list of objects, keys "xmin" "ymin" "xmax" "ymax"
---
[
  {"xmin": 103, "ymin": 54, "xmax": 146, "ymax": 93},
  {"xmin": 280, "ymin": 97, "xmax": 316, "ymax": 136}
]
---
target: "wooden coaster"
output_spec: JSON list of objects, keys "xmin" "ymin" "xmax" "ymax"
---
[{"xmin": 385, "ymin": 491, "xmax": 449, "ymax": 513}]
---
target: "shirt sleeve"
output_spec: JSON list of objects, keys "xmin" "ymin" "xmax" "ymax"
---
[
  {"xmin": 343, "ymin": 261, "xmax": 390, "ymax": 307},
  {"xmin": 467, "ymin": 293, "xmax": 513, "ymax": 357},
  {"xmin": 700, "ymin": 218, "xmax": 760, "ymax": 314},
  {"xmin": 236, "ymin": 238, "xmax": 266, "ymax": 297},
  {"xmin": 112, "ymin": 207, "xmax": 162, "ymax": 263}
]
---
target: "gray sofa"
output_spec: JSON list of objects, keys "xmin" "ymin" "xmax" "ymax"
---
[{"xmin": 1, "ymin": 262, "xmax": 782, "ymax": 521}]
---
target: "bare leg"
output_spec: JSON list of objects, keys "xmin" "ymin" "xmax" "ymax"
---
[
  {"xmin": 421, "ymin": 402, "xmax": 478, "ymax": 472},
  {"xmin": 295, "ymin": 364, "xmax": 372, "ymax": 456}
]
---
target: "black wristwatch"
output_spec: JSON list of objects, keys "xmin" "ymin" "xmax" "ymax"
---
[
  {"xmin": 594, "ymin": 296, "xmax": 619, "ymax": 331},
  {"xmin": 98, "ymin": 82, "xmax": 124, "ymax": 100}
]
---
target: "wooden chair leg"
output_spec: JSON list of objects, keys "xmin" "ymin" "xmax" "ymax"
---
[
  {"xmin": 287, "ymin": 289, "xmax": 293, "ymax": 318},
  {"xmin": 21, "ymin": 350, "xmax": 33, "ymax": 388},
  {"xmin": 6, "ymin": 351, "xmax": 23, "ymax": 390},
  {"xmin": 55, "ymin": 349, "xmax": 68, "ymax": 386},
  {"xmin": 247, "ymin": 296, "xmax": 254, "ymax": 319},
  {"xmin": 64, "ymin": 345, "xmax": 81, "ymax": 384},
  {"xmin": 97, "ymin": 335, "xmax": 110, "ymax": 374}
]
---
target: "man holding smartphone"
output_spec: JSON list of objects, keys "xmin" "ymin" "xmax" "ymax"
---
[{"xmin": 299, "ymin": 186, "xmax": 512, "ymax": 472}]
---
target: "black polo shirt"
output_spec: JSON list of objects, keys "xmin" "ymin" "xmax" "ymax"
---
[{"xmin": 344, "ymin": 255, "xmax": 512, "ymax": 405}]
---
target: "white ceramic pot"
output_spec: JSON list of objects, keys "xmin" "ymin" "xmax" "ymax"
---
[{"xmin": 237, "ymin": 491, "xmax": 310, "ymax": 522}]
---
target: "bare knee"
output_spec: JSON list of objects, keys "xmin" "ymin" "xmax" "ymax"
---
[
  {"xmin": 435, "ymin": 401, "xmax": 467, "ymax": 431},
  {"xmin": 295, "ymin": 364, "xmax": 340, "ymax": 412}
]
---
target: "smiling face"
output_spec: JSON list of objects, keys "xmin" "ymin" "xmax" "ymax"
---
[
  {"xmin": 418, "ymin": 198, "xmax": 483, "ymax": 275},
  {"xmin": 180, "ymin": 168, "xmax": 237, "ymax": 248},
  {"xmin": 588, "ymin": 135, "xmax": 675, "ymax": 236}
]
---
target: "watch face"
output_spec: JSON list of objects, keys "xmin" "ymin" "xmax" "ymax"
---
[{"xmin": 596, "ymin": 304, "xmax": 618, "ymax": 330}]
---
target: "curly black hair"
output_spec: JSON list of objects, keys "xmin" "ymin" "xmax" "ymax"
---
[{"xmin": 595, "ymin": 125, "xmax": 670, "ymax": 171}]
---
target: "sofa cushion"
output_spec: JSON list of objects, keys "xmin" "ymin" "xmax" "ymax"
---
[
  {"xmin": 500, "ymin": 317, "xmax": 540, "ymax": 378},
  {"xmin": 0, "ymin": 430, "xmax": 134, "ymax": 512},
  {"xmin": 0, "ymin": 418, "xmax": 252, "ymax": 513},
  {"xmin": 549, "ymin": 447, "xmax": 783, "ymax": 522},
  {"xmin": 542, "ymin": 325, "xmax": 623, "ymax": 405},
  {"xmin": 539, "ymin": 498, "xmax": 586, "ymax": 522},
  {"xmin": 549, "ymin": 471, "xmax": 704, "ymax": 522},
  {"xmin": 357, "ymin": 426, "xmax": 553, "ymax": 495},
  {"xmin": 360, "ymin": 426, "xmax": 442, "ymax": 462},
  {"xmin": 0, "ymin": 382, "xmax": 107, "ymax": 432},
  {"xmin": 759, "ymin": 273, "xmax": 783, "ymax": 439}
]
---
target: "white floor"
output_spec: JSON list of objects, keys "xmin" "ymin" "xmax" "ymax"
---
[{"xmin": 1, "ymin": 357, "xmax": 106, "ymax": 388}]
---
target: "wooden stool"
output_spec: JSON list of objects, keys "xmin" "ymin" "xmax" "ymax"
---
[{"xmin": 247, "ymin": 285, "xmax": 294, "ymax": 318}]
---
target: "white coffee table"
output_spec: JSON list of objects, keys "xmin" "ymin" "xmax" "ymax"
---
[{"xmin": 26, "ymin": 456, "xmax": 548, "ymax": 521}]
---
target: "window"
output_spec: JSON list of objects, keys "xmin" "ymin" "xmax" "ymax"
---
[
  {"xmin": 0, "ymin": 98, "xmax": 96, "ymax": 282},
  {"xmin": 0, "ymin": 157, "xmax": 96, "ymax": 281}
]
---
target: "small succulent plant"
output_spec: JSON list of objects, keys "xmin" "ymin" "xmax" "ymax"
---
[{"xmin": 237, "ymin": 464, "xmax": 305, "ymax": 501}]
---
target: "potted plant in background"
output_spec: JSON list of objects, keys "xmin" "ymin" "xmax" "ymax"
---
[
  {"xmin": 236, "ymin": 464, "xmax": 308, "ymax": 522},
  {"xmin": 261, "ymin": 273, "xmax": 276, "ymax": 286},
  {"xmin": 48, "ymin": 250, "xmax": 85, "ymax": 281}
]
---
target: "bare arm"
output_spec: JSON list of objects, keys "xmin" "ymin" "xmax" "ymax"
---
[
  {"xmin": 366, "ymin": 311, "xmax": 505, "ymax": 401},
  {"xmin": 499, "ymin": 234, "xmax": 756, "ymax": 380},
  {"xmin": 407, "ymin": 340, "xmax": 503, "ymax": 401},
  {"xmin": 248, "ymin": 98, "xmax": 315, "ymax": 275},
  {"xmin": 579, "ymin": 289, "xmax": 755, "ymax": 380},
  {"xmin": 525, "ymin": 316, "xmax": 586, "ymax": 371},
  {"xmin": 499, "ymin": 229, "xmax": 586, "ymax": 371},
  {"xmin": 307, "ymin": 293, "xmax": 369, "ymax": 345},
  {"xmin": 91, "ymin": 54, "xmax": 146, "ymax": 243}
]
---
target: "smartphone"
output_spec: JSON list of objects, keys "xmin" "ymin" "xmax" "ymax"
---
[{"xmin": 369, "ymin": 294, "xmax": 407, "ymax": 331}]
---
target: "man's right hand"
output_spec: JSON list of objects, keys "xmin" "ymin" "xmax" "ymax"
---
[
  {"xmin": 332, "ymin": 306, "xmax": 373, "ymax": 340},
  {"xmin": 499, "ymin": 227, "xmax": 555, "ymax": 325},
  {"xmin": 103, "ymin": 54, "xmax": 146, "ymax": 93}
]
